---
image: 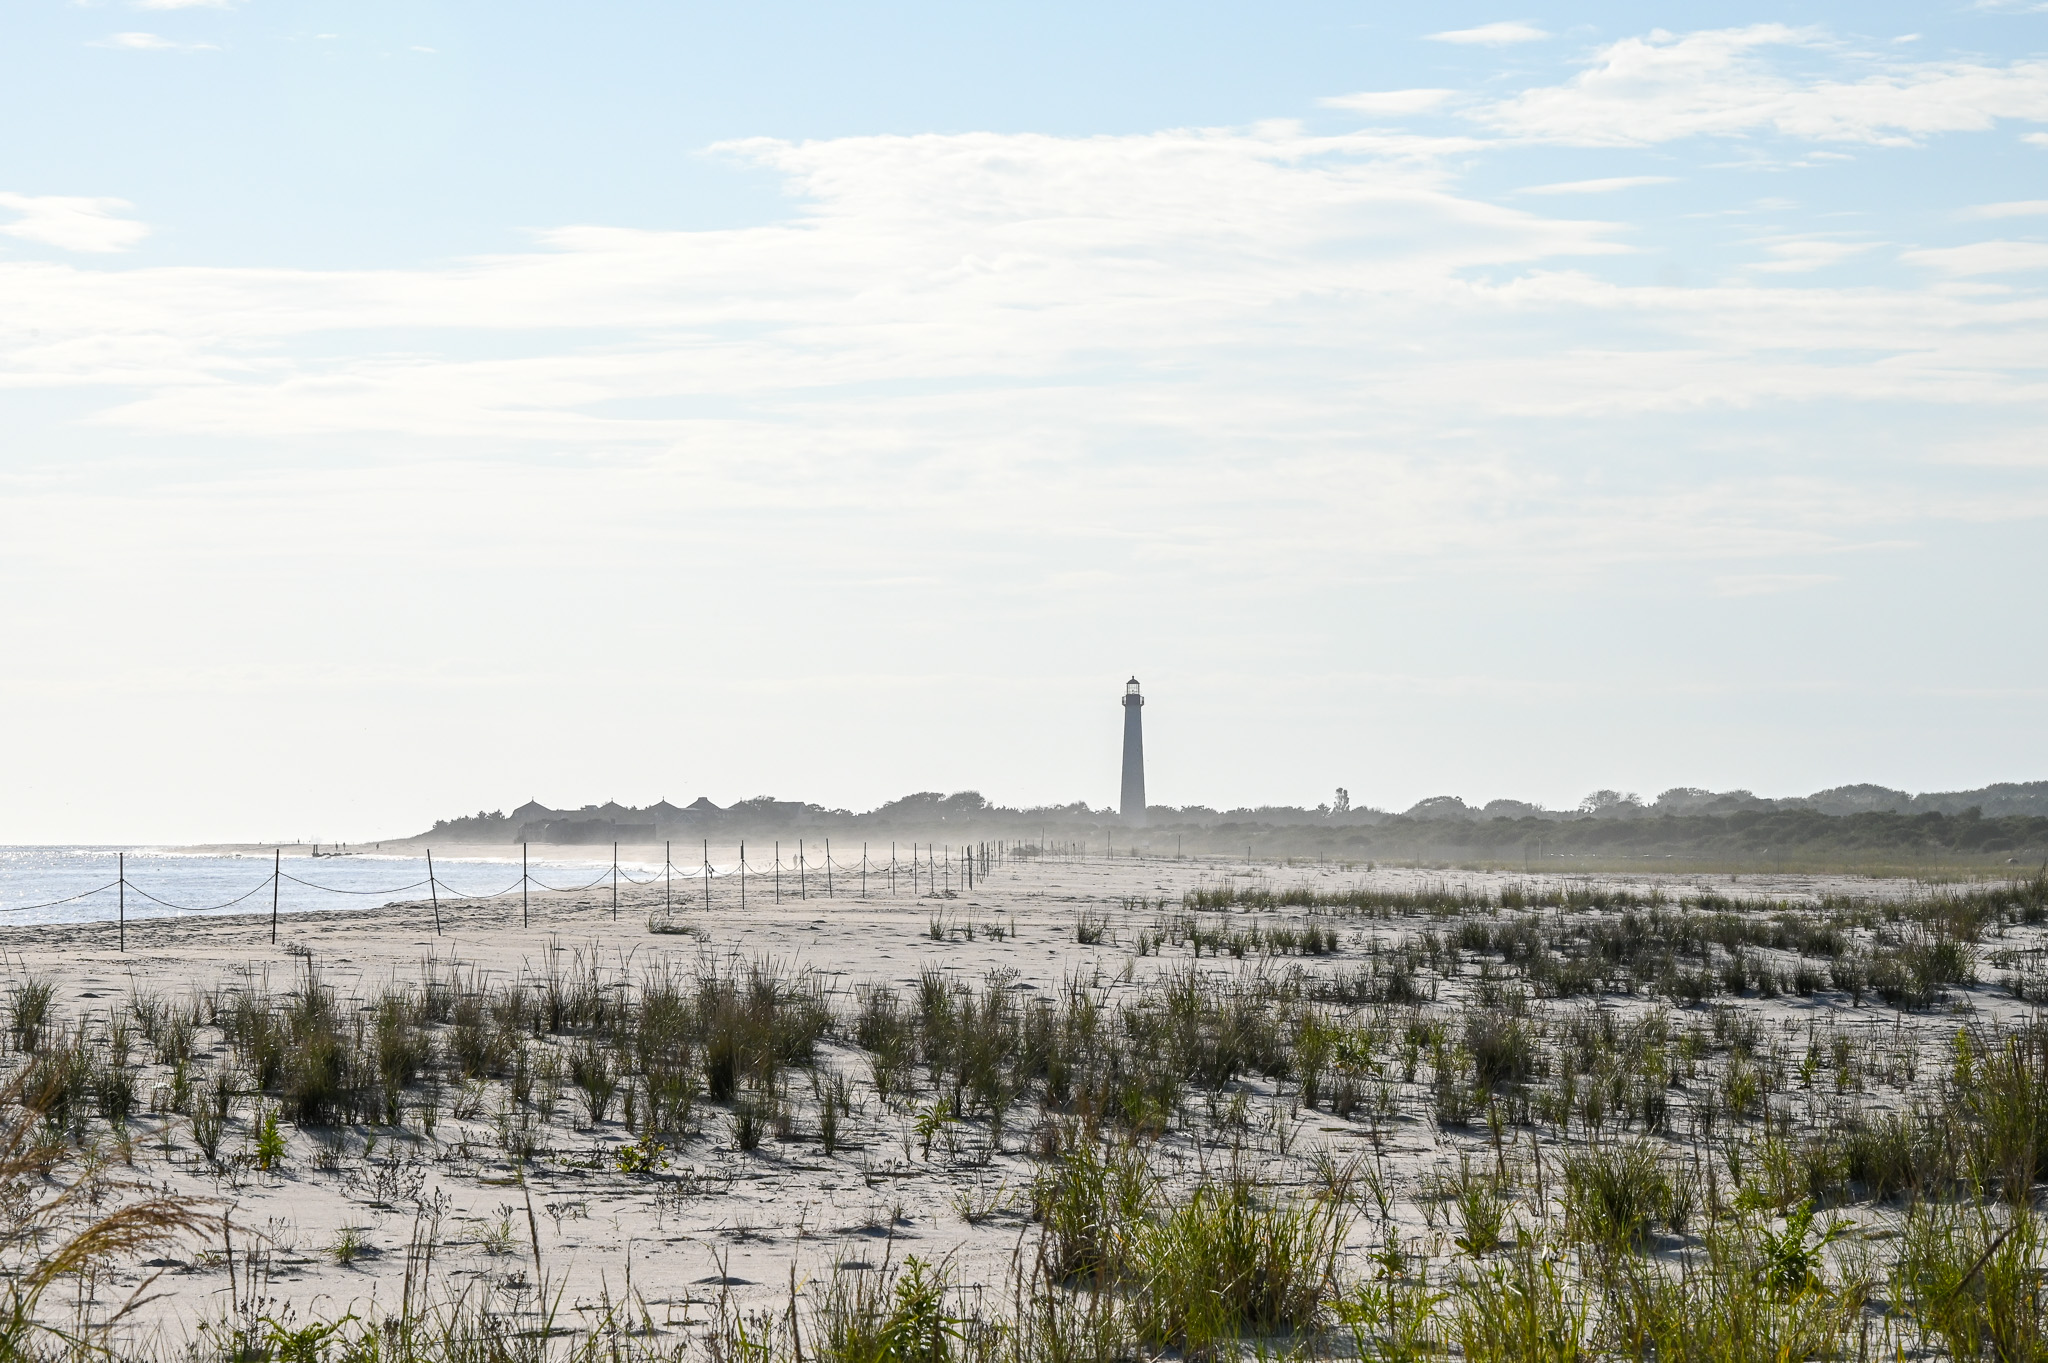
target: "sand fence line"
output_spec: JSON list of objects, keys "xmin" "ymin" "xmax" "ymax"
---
[{"xmin": 2, "ymin": 837, "xmax": 1048, "ymax": 947}]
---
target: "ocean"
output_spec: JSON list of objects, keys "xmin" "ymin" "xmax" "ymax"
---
[{"xmin": 0, "ymin": 846, "xmax": 666, "ymax": 929}]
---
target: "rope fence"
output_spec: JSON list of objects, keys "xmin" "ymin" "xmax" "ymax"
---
[{"xmin": 0, "ymin": 835, "xmax": 1099, "ymax": 949}]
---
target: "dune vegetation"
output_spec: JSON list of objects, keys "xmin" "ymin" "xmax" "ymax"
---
[{"xmin": 4, "ymin": 865, "xmax": 2048, "ymax": 1359}]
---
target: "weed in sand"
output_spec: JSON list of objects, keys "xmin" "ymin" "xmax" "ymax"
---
[{"xmin": 1562, "ymin": 1140, "xmax": 1669, "ymax": 1251}]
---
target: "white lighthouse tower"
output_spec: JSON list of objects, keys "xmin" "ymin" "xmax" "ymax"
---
[{"xmin": 1119, "ymin": 677, "xmax": 1146, "ymax": 825}]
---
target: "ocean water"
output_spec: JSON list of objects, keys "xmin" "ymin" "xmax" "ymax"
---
[{"xmin": 0, "ymin": 847, "xmax": 668, "ymax": 929}]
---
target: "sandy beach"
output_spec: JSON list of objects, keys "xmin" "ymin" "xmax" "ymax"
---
[{"xmin": 0, "ymin": 852, "xmax": 2036, "ymax": 1357}]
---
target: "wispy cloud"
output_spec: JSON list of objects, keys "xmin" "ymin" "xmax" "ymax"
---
[
  {"xmin": 1321, "ymin": 89, "xmax": 1457, "ymax": 116},
  {"xmin": 93, "ymin": 30, "xmax": 217, "ymax": 49},
  {"xmin": 0, "ymin": 87, "xmax": 2040, "ymax": 614},
  {"xmin": 1962, "ymin": 199, "xmax": 2048, "ymax": 218},
  {"xmin": 1427, "ymin": 22, "xmax": 1549, "ymax": 46},
  {"xmin": 0, "ymin": 123, "xmax": 2032, "ymax": 460},
  {"xmin": 130, "ymin": 0, "xmax": 231, "ymax": 9},
  {"xmin": 1749, "ymin": 237, "xmax": 1878, "ymax": 272},
  {"xmin": 1470, "ymin": 25, "xmax": 2048, "ymax": 146},
  {"xmin": 1518, "ymin": 175, "xmax": 1677, "ymax": 194},
  {"xmin": 1900, "ymin": 240, "xmax": 2048, "ymax": 274},
  {"xmin": 0, "ymin": 192, "xmax": 149, "ymax": 252}
]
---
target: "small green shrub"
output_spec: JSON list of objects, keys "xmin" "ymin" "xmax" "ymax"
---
[
  {"xmin": 570, "ymin": 1041, "xmax": 619, "ymax": 1126},
  {"xmin": 1453, "ymin": 1246, "xmax": 1589, "ymax": 1363},
  {"xmin": 329, "ymin": 1225, "xmax": 370, "ymax": 1266},
  {"xmin": 253, "ymin": 1107, "xmax": 287, "ymax": 1170},
  {"xmin": 1129, "ymin": 1177, "xmax": 1348, "ymax": 1353},
  {"xmin": 615, "ymin": 1132, "xmax": 669, "ymax": 1174},
  {"xmin": 190, "ymin": 1099, "xmax": 224, "ymax": 1166},
  {"xmin": 815, "ymin": 1255, "xmax": 961, "ymax": 1363},
  {"xmin": 1448, "ymin": 1157, "xmax": 1508, "ymax": 1257},
  {"xmin": 90, "ymin": 1054, "xmax": 137, "ymax": 1128},
  {"xmin": 1335, "ymin": 1272, "xmax": 1444, "ymax": 1363},
  {"xmin": 1610, "ymin": 1222, "xmax": 1856, "ymax": 1362},
  {"xmin": 1031, "ymin": 1139, "xmax": 1156, "ymax": 1284},
  {"xmin": 8, "ymin": 977, "xmax": 54, "ymax": 1053},
  {"xmin": 1898, "ymin": 1204, "xmax": 2048, "ymax": 1361},
  {"xmin": 1562, "ymin": 1140, "xmax": 1669, "ymax": 1250},
  {"xmin": 731, "ymin": 1100, "xmax": 763, "ymax": 1152}
]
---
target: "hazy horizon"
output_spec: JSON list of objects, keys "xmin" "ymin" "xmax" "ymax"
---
[
  {"xmin": 4, "ymin": 3, "xmax": 2045, "ymax": 844},
  {"xmin": 14, "ymin": 775, "xmax": 2030, "ymax": 850}
]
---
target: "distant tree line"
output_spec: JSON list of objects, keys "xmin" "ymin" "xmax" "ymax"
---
[{"xmin": 410, "ymin": 781, "xmax": 2048, "ymax": 864}]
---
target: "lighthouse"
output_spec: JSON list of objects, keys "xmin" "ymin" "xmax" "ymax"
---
[{"xmin": 1120, "ymin": 677, "xmax": 1146, "ymax": 825}]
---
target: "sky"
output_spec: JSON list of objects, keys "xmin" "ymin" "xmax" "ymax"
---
[{"xmin": 2, "ymin": 2, "xmax": 2046, "ymax": 843}]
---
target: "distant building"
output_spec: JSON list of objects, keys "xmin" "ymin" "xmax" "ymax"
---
[{"xmin": 1120, "ymin": 677, "xmax": 1146, "ymax": 826}]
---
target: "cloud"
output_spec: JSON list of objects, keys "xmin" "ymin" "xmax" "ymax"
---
[
  {"xmin": 1518, "ymin": 176, "xmax": 1678, "ymax": 194},
  {"xmin": 1321, "ymin": 89, "xmax": 1456, "ymax": 116},
  {"xmin": 0, "ymin": 193, "xmax": 149, "ymax": 252},
  {"xmin": 1428, "ymin": 22, "xmax": 1549, "ymax": 45},
  {"xmin": 94, "ymin": 30, "xmax": 216, "ymax": 49},
  {"xmin": 0, "ymin": 123, "xmax": 2030, "ymax": 435},
  {"xmin": 1962, "ymin": 199, "xmax": 2048, "ymax": 218},
  {"xmin": 0, "ymin": 115, "xmax": 2040, "ymax": 602},
  {"xmin": 1900, "ymin": 240, "xmax": 2048, "ymax": 274},
  {"xmin": 2028, "ymin": 132, "xmax": 2048, "ymax": 147},
  {"xmin": 1749, "ymin": 238, "xmax": 1877, "ymax": 272},
  {"xmin": 1472, "ymin": 25, "xmax": 2048, "ymax": 146},
  {"xmin": 2, "ymin": 31, "xmax": 2046, "ymax": 841},
  {"xmin": 131, "ymin": 0, "xmax": 230, "ymax": 8},
  {"xmin": 1937, "ymin": 431, "xmax": 2048, "ymax": 467}
]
